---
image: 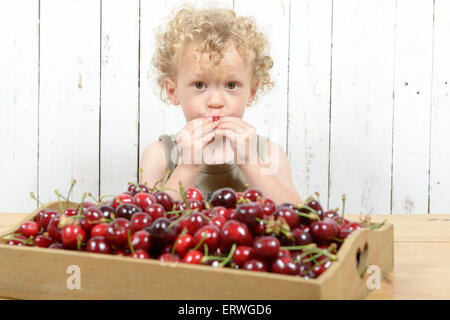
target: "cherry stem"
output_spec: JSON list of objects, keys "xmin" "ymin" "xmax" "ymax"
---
[
  {"xmin": 171, "ymin": 228, "xmax": 188, "ymax": 255},
  {"xmin": 341, "ymin": 194, "xmax": 346, "ymax": 220},
  {"xmin": 191, "ymin": 232, "xmax": 209, "ymax": 252},
  {"xmin": 219, "ymin": 243, "xmax": 237, "ymax": 267},
  {"xmin": 168, "ymin": 209, "xmax": 191, "ymax": 229},
  {"xmin": 128, "ymin": 182, "xmax": 144, "ymax": 193},
  {"xmin": 76, "ymin": 193, "xmax": 87, "ymax": 218},
  {"xmin": 77, "ymin": 235, "xmax": 82, "ymax": 251},
  {"xmin": 178, "ymin": 181, "xmax": 190, "ymax": 211},
  {"xmin": 295, "ymin": 205, "xmax": 321, "ymax": 221},
  {"xmin": 201, "ymin": 255, "xmax": 227, "ymax": 263},
  {"xmin": 127, "ymin": 229, "xmax": 135, "ymax": 254},
  {"xmin": 315, "ymin": 192, "xmax": 321, "ymax": 204},
  {"xmin": 66, "ymin": 179, "xmax": 77, "ymax": 205},
  {"xmin": 164, "ymin": 209, "xmax": 183, "ymax": 217},
  {"xmin": 280, "ymin": 243, "xmax": 317, "ymax": 251},
  {"xmin": 30, "ymin": 192, "xmax": 45, "ymax": 208},
  {"xmin": 87, "ymin": 192, "xmax": 102, "ymax": 205},
  {"xmin": 298, "ymin": 248, "xmax": 337, "ymax": 262},
  {"xmin": 138, "ymin": 168, "xmax": 144, "ymax": 184},
  {"xmin": 368, "ymin": 219, "xmax": 387, "ymax": 230},
  {"xmin": 162, "ymin": 170, "xmax": 171, "ymax": 188},
  {"xmin": 204, "ymin": 244, "xmax": 209, "ymax": 257},
  {"xmin": 54, "ymin": 190, "xmax": 65, "ymax": 214}
]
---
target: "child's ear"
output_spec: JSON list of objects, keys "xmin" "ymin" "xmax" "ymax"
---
[
  {"xmin": 165, "ymin": 78, "xmax": 179, "ymax": 105},
  {"xmin": 247, "ymin": 81, "xmax": 259, "ymax": 106}
]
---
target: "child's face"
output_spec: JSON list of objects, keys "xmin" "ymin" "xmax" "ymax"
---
[{"xmin": 165, "ymin": 41, "xmax": 258, "ymax": 122}]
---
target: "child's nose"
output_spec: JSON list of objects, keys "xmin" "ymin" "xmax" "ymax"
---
[{"xmin": 206, "ymin": 88, "xmax": 225, "ymax": 109}]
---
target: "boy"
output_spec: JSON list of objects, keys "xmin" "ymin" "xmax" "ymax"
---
[{"xmin": 140, "ymin": 5, "xmax": 302, "ymax": 205}]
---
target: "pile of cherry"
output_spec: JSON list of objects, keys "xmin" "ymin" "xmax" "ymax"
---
[{"xmin": 1, "ymin": 182, "xmax": 383, "ymax": 279}]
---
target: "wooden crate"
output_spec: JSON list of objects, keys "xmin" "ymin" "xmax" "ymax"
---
[{"xmin": 0, "ymin": 201, "xmax": 394, "ymax": 299}]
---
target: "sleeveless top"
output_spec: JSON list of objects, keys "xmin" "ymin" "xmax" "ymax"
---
[{"xmin": 158, "ymin": 133, "xmax": 268, "ymax": 201}]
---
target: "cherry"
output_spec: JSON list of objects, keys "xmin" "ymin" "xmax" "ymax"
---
[
  {"xmin": 98, "ymin": 204, "xmax": 116, "ymax": 219},
  {"xmin": 153, "ymin": 191, "xmax": 174, "ymax": 212},
  {"xmin": 86, "ymin": 236, "xmax": 111, "ymax": 254},
  {"xmin": 112, "ymin": 193, "xmax": 133, "ymax": 209},
  {"xmin": 36, "ymin": 210, "xmax": 59, "ymax": 230},
  {"xmin": 186, "ymin": 187, "xmax": 204, "ymax": 202},
  {"xmin": 174, "ymin": 233, "xmax": 196, "ymax": 257},
  {"xmin": 298, "ymin": 263, "xmax": 316, "ymax": 279},
  {"xmin": 228, "ymin": 208, "xmax": 237, "ymax": 220},
  {"xmin": 159, "ymin": 253, "xmax": 181, "ymax": 262},
  {"xmin": 235, "ymin": 202, "xmax": 264, "ymax": 230},
  {"xmin": 304, "ymin": 199, "xmax": 324, "ymax": 220},
  {"xmin": 129, "ymin": 249, "xmax": 150, "ymax": 259},
  {"xmin": 128, "ymin": 183, "xmax": 149, "ymax": 196},
  {"xmin": 144, "ymin": 203, "xmax": 165, "ymax": 221},
  {"xmin": 133, "ymin": 192, "xmax": 157, "ymax": 211},
  {"xmin": 311, "ymin": 220, "xmax": 338, "ymax": 242},
  {"xmin": 259, "ymin": 198, "xmax": 276, "ymax": 216},
  {"xmin": 82, "ymin": 207, "xmax": 104, "ymax": 232},
  {"xmin": 220, "ymin": 220, "xmax": 253, "ymax": 248},
  {"xmin": 252, "ymin": 236, "xmax": 280, "ymax": 261},
  {"xmin": 277, "ymin": 249, "xmax": 292, "ymax": 258},
  {"xmin": 243, "ymin": 188, "xmax": 263, "ymax": 202},
  {"xmin": 33, "ymin": 234, "xmax": 54, "ymax": 248},
  {"xmin": 210, "ymin": 206, "xmax": 230, "ymax": 220},
  {"xmin": 271, "ymin": 257, "xmax": 299, "ymax": 275},
  {"xmin": 47, "ymin": 214, "xmax": 63, "ymax": 241},
  {"xmin": 61, "ymin": 225, "xmax": 87, "ymax": 249},
  {"xmin": 105, "ymin": 218, "xmax": 131, "ymax": 246},
  {"xmin": 209, "ymin": 215, "xmax": 226, "ymax": 229},
  {"xmin": 129, "ymin": 230, "xmax": 151, "ymax": 251},
  {"xmin": 232, "ymin": 245, "xmax": 253, "ymax": 266},
  {"xmin": 91, "ymin": 222, "xmax": 109, "ymax": 238},
  {"xmin": 274, "ymin": 206, "xmax": 300, "ymax": 228},
  {"xmin": 147, "ymin": 217, "xmax": 180, "ymax": 250},
  {"xmin": 48, "ymin": 242, "xmax": 63, "ymax": 249},
  {"xmin": 5, "ymin": 235, "xmax": 29, "ymax": 246},
  {"xmin": 19, "ymin": 221, "xmax": 40, "ymax": 238},
  {"xmin": 64, "ymin": 207, "xmax": 78, "ymax": 217},
  {"xmin": 292, "ymin": 228, "xmax": 312, "ymax": 246},
  {"xmin": 210, "ymin": 187, "xmax": 237, "ymax": 209},
  {"xmin": 242, "ymin": 259, "xmax": 267, "ymax": 272},
  {"xmin": 312, "ymin": 258, "xmax": 332, "ymax": 277},
  {"xmin": 116, "ymin": 203, "xmax": 142, "ymax": 221},
  {"xmin": 337, "ymin": 222, "xmax": 361, "ymax": 239},
  {"xmin": 182, "ymin": 250, "xmax": 203, "ymax": 264},
  {"xmin": 194, "ymin": 225, "xmax": 221, "ymax": 252},
  {"xmin": 179, "ymin": 212, "xmax": 208, "ymax": 235},
  {"xmin": 131, "ymin": 212, "xmax": 153, "ymax": 232},
  {"xmin": 176, "ymin": 199, "xmax": 203, "ymax": 212},
  {"xmin": 252, "ymin": 218, "xmax": 266, "ymax": 237}
]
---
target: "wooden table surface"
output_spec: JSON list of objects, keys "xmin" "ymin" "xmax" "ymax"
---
[{"xmin": 1, "ymin": 212, "xmax": 449, "ymax": 300}]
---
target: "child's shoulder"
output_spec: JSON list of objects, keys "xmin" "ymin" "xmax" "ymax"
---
[{"xmin": 141, "ymin": 139, "xmax": 167, "ymax": 170}]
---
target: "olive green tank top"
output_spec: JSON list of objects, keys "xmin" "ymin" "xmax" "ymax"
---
[{"xmin": 158, "ymin": 133, "xmax": 268, "ymax": 201}]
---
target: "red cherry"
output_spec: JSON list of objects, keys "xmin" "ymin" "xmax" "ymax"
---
[
  {"xmin": 19, "ymin": 221, "xmax": 40, "ymax": 238},
  {"xmin": 278, "ymin": 249, "xmax": 292, "ymax": 258},
  {"xmin": 242, "ymin": 259, "xmax": 267, "ymax": 272},
  {"xmin": 61, "ymin": 225, "xmax": 86, "ymax": 249},
  {"xmin": 36, "ymin": 209, "xmax": 59, "ymax": 230},
  {"xmin": 182, "ymin": 250, "xmax": 203, "ymax": 264},
  {"xmin": 147, "ymin": 217, "xmax": 180, "ymax": 250},
  {"xmin": 243, "ymin": 188, "xmax": 263, "ymax": 202},
  {"xmin": 105, "ymin": 218, "xmax": 131, "ymax": 246},
  {"xmin": 144, "ymin": 203, "xmax": 165, "ymax": 221},
  {"xmin": 176, "ymin": 199, "xmax": 204, "ymax": 212},
  {"xmin": 179, "ymin": 212, "xmax": 208, "ymax": 235},
  {"xmin": 91, "ymin": 222, "xmax": 108, "ymax": 238},
  {"xmin": 129, "ymin": 249, "xmax": 150, "ymax": 259},
  {"xmin": 252, "ymin": 236, "xmax": 280, "ymax": 261},
  {"xmin": 194, "ymin": 225, "xmax": 220, "ymax": 252},
  {"xmin": 210, "ymin": 206, "xmax": 230, "ymax": 220},
  {"xmin": 86, "ymin": 236, "xmax": 111, "ymax": 254},
  {"xmin": 210, "ymin": 187, "xmax": 237, "ymax": 209},
  {"xmin": 33, "ymin": 234, "xmax": 54, "ymax": 248},
  {"xmin": 298, "ymin": 263, "xmax": 316, "ymax": 279},
  {"xmin": 112, "ymin": 193, "xmax": 133, "ymax": 209},
  {"xmin": 259, "ymin": 198, "xmax": 276, "ymax": 216},
  {"xmin": 129, "ymin": 230, "xmax": 151, "ymax": 251},
  {"xmin": 116, "ymin": 203, "xmax": 142, "ymax": 221},
  {"xmin": 312, "ymin": 258, "xmax": 332, "ymax": 277},
  {"xmin": 128, "ymin": 183, "xmax": 149, "ymax": 196},
  {"xmin": 82, "ymin": 207, "xmax": 104, "ymax": 232},
  {"xmin": 154, "ymin": 191, "xmax": 174, "ymax": 212},
  {"xmin": 220, "ymin": 220, "xmax": 253, "ymax": 248},
  {"xmin": 271, "ymin": 256, "xmax": 299, "ymax": 275},
  {"xmin": 159, "ymin": 253, "xmax": 181, "ymax": 262},
  {"xmin": 132, "ymin": 192, "xmax": 157, "ymax": 211},
  {"xmin": 232, "ymin": 245, "xmax": 253, "ymax": 266},
  {"xmin": 47, "ymin": 214, "xmax": 63, "ymax": 241},
  {"xmin": 292, "ymin": 228, "xmax": 312, "ymax": 246},
  {"xmin": 5, "ymin": 235, "xmax": 29, "ymax": 246},
  {"xmin": 186, "ymin": 188, "xmax": 204, "ymax": 202},
  {"xmin": 174, "ymin": 233, "xmax": 197, "ymax": 257},
  {"xmin": 311, "ymin": 220, "xmax": 338, "ymax": 242},
  {"xmin": 209, "ymin": 215, "xmax": 226, "ymax": 229},
  {"xmin": 131, "ymin": 212, "xmax": 153, "ymax": 232},
  {"xmin": 235, "ymin": 202, "xmax": 264, "ymax": 230},
  {"xmin": 48, "ymin": 242, "xmax": 63, "ymax": 249},
  {"xmin": 274, "ymin": 206, "xmax": 300, "ymax": 228},
  {"xmin": 64, "ymin": 207, "xmax": 78, "ymax": 217}
]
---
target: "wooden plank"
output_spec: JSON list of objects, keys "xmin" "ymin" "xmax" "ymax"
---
[
  {"xmin": 366, "ymin": 242, "xmax": 450, "ymax": 300},
  {"xmin": 329, "ymin": 0, "xmax": 396, "ymax": 215},
  {"xmin": 233, "ymin": 0, "xmax": 290, "ymax": 151},
  {"xmin": 392, "ymin": 0, "xmax": 434, "ymax": 214},
  {"xmin": 39, "ymin": 0, "xmax": 101, "ymax": 203},
  {"xmin": 429, "ymin": 0, "xmax": 450, "ymax": 214},
  {"xmin": 287, "ymin": 0, "xmax": 332, "ymax": 205},
  {"xmin": 100, "ymin": 0, "xmax": 140, "ymax": 196},
  {"xmin": 0, "ymin": 0, "xmax": 39, "ymax": 213}
]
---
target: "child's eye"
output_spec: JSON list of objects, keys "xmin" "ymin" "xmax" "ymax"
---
[
  {"xmin": 226, "ymin": 82, "xmax": 239, "ymax": 90},
  {"xmin": 193, "ymin": 81, "xmax": 206, "ymax": 89}
]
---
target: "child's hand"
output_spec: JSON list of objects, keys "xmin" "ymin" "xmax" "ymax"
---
[
  {"xmin": 214, "ymin": 117, "xmax": 259, "ymax": 168},
  {"xmin": 175, "ymin": 117, "xmax": 221, "ymax": 169}
]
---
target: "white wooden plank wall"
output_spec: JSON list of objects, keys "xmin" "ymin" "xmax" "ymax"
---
[{"xmin": 0, "ymin": 0, "xmax": 449, "ymax": 215}]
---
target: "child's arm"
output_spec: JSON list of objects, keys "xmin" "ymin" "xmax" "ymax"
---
[
  {"xmin": 140, "ymin": 141, "xmax": 202, "ymax": 202},
  {"xmin": 240, "ymin": 140, "xmax": 303, "ymax": 206}
]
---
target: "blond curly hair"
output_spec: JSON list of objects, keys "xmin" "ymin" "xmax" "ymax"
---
[{"xmin": 151, "ymin": 4, "xmax": 274, "ymax": 104}]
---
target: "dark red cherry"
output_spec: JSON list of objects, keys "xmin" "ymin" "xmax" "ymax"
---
[
  {"xmin": 242, "ymin": 259, "xmax": 267, "ymax": 272},
  {"xmin": 132, "ymin": 192, "xmax": 157, "ymax": 211},
  {"xmin": 271, "ymin": 257, "xmax": 299, "ymax": 275},
  {"xmin": 220, "ymin": 220, "xmax": 253, "ymax": 248},
  {"xmin": 252, "ymin": 236, "xmax": 280, "ymax": 261},
  {"xmin": 86, "ymin": 236, "xmax": 111, "ymax": 254},
  {"xmin": 194, "ymin": 225, "xmax": 220, "ymax": 252},
  {"xmin": 174, "ymin": 233, "xmax": 196, "ymax": 257},
  {"xmin": 274, "ymin": 206, "xmax": 300, "ymax": 228},
  {"xmin": 130, "ymin": 212, "xmax": 153, "ymax": 232},
  {"xmin": 129, "ymin": 249, "xmax": 150, "ymax": 259},
  {"xmin": 243, "ymin": 188, "xmax": 263, "ymax": 202},
  {"xmin": 154, "ymin": 191, "xmax": 174, "ymax": 212},
  {"xmin": 128, "ymin": 230, "xmax": 151, "ymax": 251},
  {"xmin": 98, "ymin": 204, "xmax": 115, "ymax": 219},
  {"xmin": 178, "ymin": 212, "xmax": 208, "ymax": 235},
  {"xmin": 159, "ymin": 253, "xmax": 181, "ymax": 262},
  {"xmin": 292, "ymin": 228, "xmax": 312, "ymax": 246},
  {"xmin": 105, "ymin": 218, "xmax": 131, "ymax": 246},
  {"xmin": 232, "ymin": 245, "xmax": 253, "ymax": 267},
  {"xmin": 33, "ymin": 234, "xmax": 54, "ymax": 248},
  {"xmin": 147, "ymin": 217, "xmax": 180, "ymax": 250},
  {"xmin": 116, "ymin": 203, "xmax": 142, "ymax": 221},
  {"xmin": 90, "ymin": 222, "xmax": 108, "ymax": 238},
  {"xmin": 210, "ymin": 187, "xmax": 237, "ymax": 209},
  {"xmin": 235, "ymin": 202, "xmax": 264, "ymax": 230},
  {"xmin": 36, "ymin": 209, "xmax": 59, "ymax": 230},
  {"xmin": 144, "ymin": 203, "xmax": 165, "ymax": 221}
]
